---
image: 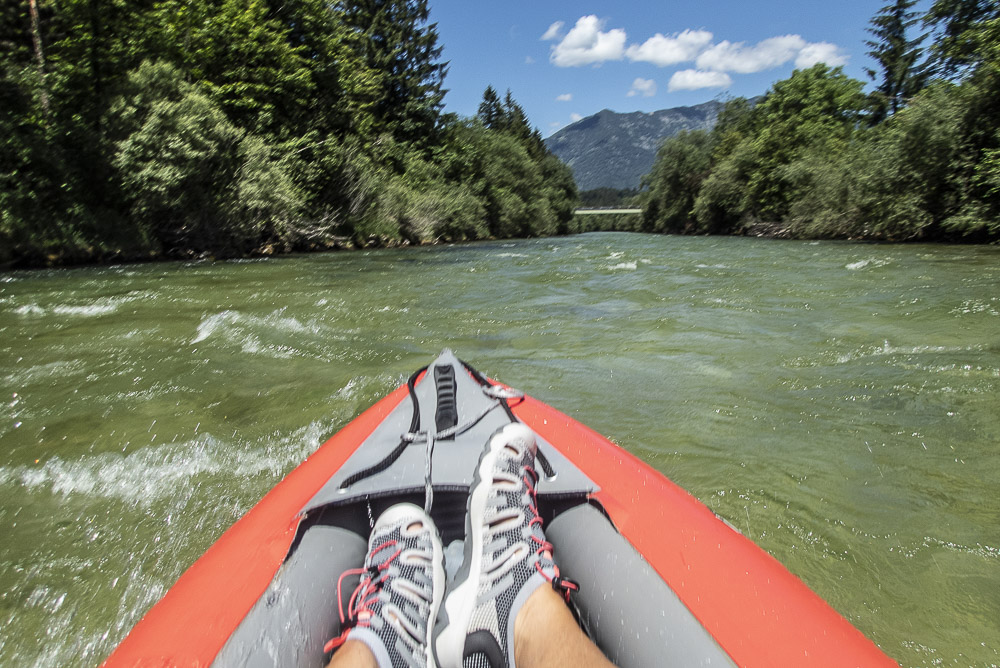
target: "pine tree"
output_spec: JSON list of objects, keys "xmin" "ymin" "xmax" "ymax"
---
[
  {"xmin": 865, "ymin": 0, "xmax": 928, "ymax": 123},
  {"xmin": 501, "ymin": 90, "xmax": 532, "ymax": 141},
  {"xmin": 477, "ymin": 86, "xmax": 503, "ymax": 129},
  {"xmin": 341, "ymin": 0, "xmax": 447, "ymax": 148}
]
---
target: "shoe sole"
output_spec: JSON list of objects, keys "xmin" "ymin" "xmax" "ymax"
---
[{"xmin": 433, "ymin": 423, "xmax": 535, "ymax": 668}]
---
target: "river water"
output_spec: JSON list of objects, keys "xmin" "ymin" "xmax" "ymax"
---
[{"xmin": 1, "ymin": 233, "xmax": 998, "ymax": 667}]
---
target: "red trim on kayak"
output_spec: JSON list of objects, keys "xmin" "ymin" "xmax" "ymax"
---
[
  {"xmin": 512, "ymin": 395, "xmax": 898, "ymax": 668},
  {"xmin": 101, "ymin": 384, "xmax": 411, "ymax": 668}
]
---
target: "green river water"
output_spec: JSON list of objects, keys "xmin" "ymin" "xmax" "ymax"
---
[{"xmin": 1, "ymin": 232, "xmax": 998, "ymax": 666}]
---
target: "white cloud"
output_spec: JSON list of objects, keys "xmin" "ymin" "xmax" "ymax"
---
[
  {"xmin": 627, "ymin": 78, "xmax": 657, "ymax": 97},
  {"xmin": 525, "ymin": 56, "xmax": 536, "ymax": 65},
  {"xmin": 541, "ymin": 21, "xmax": 565, "ymax": 41},
  {"xmin": 795, "ymin": 42, "xmax": 849, "ymax": 68},
  {"xmin": 625, "ymin": 29, "xmax": 713, "ymax": 66},
  {"xmin": 668, "ymin": 69, "xmax": 733, "ymax": 92},
  {"xmin": 570, "ymin": 113, "xmax": 584, "ymax": 122},
  {"xmin": 550, "ymin": 16, "xmax": 627, "ymax": 67},
  {"xmin": 692, "ymin": 34, "xmax": 848, "ymax": 74},
  {"xmin": 544, "ymin": 18, "xmax": 848, "ymax": 78},
  {"xmin": 696, "ymin": 35, "xmax": 807, "ymax": 73},
  {"xmin": 556, "ymin": 93, "xmax": 573, "ymax": 102}
]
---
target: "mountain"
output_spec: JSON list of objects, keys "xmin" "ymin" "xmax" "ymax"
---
[{"xmin": 544, "ymin": 102, "xmax": 722, "ymax": 191}]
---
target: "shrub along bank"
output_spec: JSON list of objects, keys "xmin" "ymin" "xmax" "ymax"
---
[{"xmin": 1, "ymin": 1, "xmax": 576, "ymax": 267}]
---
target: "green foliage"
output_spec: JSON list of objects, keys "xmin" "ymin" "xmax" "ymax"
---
[
  {"xmin": 187, "ymin": 0, "xmax": 313, "ymax": 135},
  {"xmin": 642, "ymin": 130, "xmax": 713, "ymax": 233},
  {"xmin": 924, "ymin": 0, "xmax": 1000, "ymax": 78},
  {"xmin": 691, "ymin": 144, "xmax": 754, "ymax": 233},
  {"xmin": 681, "ymin": 66, "xmax": 868, "ymax": 232},
  {"xmin": 478, "ymin": 86, "xmax": 504, "ymax": 130},
  {"xmin": 853, "ymin": 83, "xmax": 967, "ymax": 239},
  {"xmin": 1, "ymin": 1, "xmax": 579, "ymax": 267},
  {"xmin": 570, "ymin": 212, "xmax": 643, "ymax": 234},
  {"xmin": 341, "ymin": 0, "xmax": 446, "ymax": 149},
  {"xmin": 578, "ymin": 188, "xmax": 639, "ymax": 208},
  {"xmin": 0, "ymin": 65, "xmax": 89, "ymax": 265},
  {"xmin": 865, "ymin": 0, "xmax": 929, "ymax": 122},
  {"xmin": 349, "ymin": 142, "xmax": 486, "ymax": 244},
  {"xmin": 640, "ymin": 1, "xmax": 1000, "ymax": 244},
  {"xmin": 109, "ymin": 60, "xmax": 301, "ymax": 256}
]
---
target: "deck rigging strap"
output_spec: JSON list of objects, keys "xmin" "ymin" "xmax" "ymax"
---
[
  {"xmin": 410, "ymin": 385, "xmax": 520, "ymax": 513},
  {"xmin": 337, "ymin": 360, "xmax": 554, "ymax": 511},
  {"xmin": 338, "ymin": 366, "xmax": 426, "ymax": 490},
  {"xmin": 460, "ymin": 360, "xmax": 555, "ymax": 479}
]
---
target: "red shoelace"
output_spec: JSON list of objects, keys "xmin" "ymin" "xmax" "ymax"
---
[
  {"xmin": 523, "ymin": 465, "xmax": 580, "ymax": 602},
  {"xmin": 323, "ymin": 539, "xmax": 402, "ymax": 653}
]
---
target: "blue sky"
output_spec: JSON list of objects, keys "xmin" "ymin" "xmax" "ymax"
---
[{"xmin": 428, "ymin": 0, "xmax": 922, "ymax": 137}]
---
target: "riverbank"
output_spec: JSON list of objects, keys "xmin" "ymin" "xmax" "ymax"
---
[{"xmin": 7, "ymin": 220, "xmax": 1000, "ymax": 274}]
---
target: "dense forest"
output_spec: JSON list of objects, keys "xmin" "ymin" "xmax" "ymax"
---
[
  {"xmin": 639, "ymin": 0, "xmax": 1000, "ymax": 242},
  {"xmin": 1, "ymin": 0, "xmax": 576, "ymax": 267},
  {"xmin": 5, "ymin": 2, "xmax": 998, "ymax": 268}
]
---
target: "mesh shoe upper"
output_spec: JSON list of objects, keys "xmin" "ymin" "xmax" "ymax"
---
[
  {"xmin": 327, "ymin": 503, "xmax": 444, "ymax": 668},
  {"xmin": 435, "ymin": 423, "xmax": 570, "ymax": 668}
]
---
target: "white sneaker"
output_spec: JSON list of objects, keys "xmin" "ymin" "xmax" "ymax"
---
[
  {"xmin": 434, "ymin": 423, "xmax": 577, "ymax": 668},
  {"xmin": 325, "ymin": 503, "xmax": 445, "ymax": 668}
]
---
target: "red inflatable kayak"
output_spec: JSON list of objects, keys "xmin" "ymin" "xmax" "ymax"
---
[{"xmin": 103, "ymin": 350, "xmax": 898, "ymax": 667}]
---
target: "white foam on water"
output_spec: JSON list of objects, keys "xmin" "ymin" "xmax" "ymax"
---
[
  {"xmin": 494, "ymin": 252, "xmax": 528, "ymax": 258},
  {"xmin": 834, "ymin": 342, "xmax": 977, "ymax": 364},
  {"xmin": 4, "ymin": 359, "xmax": 87, "ymax": 388},
  {"xmin": 191, "ymin": 310, "xmax": 235, "ymax": 343},
  {"xmin": 2, "ymin": 421, "xmax": 329, "ymax": 504},
  {"xmin": 52, "ymin": 303, "xmax": 120, "ymax": 317},
  {"xmin": 846, "ymin": 257, "xmax": 892, "ymax": 271},
  {"xmin": 14, "ymin": 304, "xmax": 47, "ymax": 316},
  {"xmin": 191, "ymin": 309, "xmax": 323, "ymax": 358},
  {"xmin": 607, "ymin": 262, "xmax": 637, "ymax": 271},
  {"xmin": 12, "ymin": 292, "xmax": 153, "ymax": 319},
  {"xmin": 951, "ymin": 299, "xmax": 1000, "ymax": 316}
]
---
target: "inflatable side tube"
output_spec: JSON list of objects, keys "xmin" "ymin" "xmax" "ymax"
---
[{"xmin": 548, "ymin": 503, "xmax": 736, "ymax": 667}]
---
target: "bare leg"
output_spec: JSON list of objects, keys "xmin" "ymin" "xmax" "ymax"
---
[
  {"xmin": 515, "ymin": 585, "xmax": 616, "ymax": 668},
  {"xmin": 326, "ymin": 640, "xmax": 378, "ymax": 668},
  {"xmin": 329, "ymin": 586, "xmax": 613, "ymax": 668}
]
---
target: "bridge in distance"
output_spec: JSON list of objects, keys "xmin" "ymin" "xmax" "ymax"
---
[{"xmin": 573, "ymin": 208, "xmax": 642, "ymax": 215}]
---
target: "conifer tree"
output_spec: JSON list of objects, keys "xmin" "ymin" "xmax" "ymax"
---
[
  {"xmin": 477, "ymin": 86, "xmax": 503, "ymax": 129},
  {"xmin": 865, "ymin": 0, "xmax": 928, "ymax": 123},
  {"xmin": 341, "ymin": 0, "xmax": 447, "ymax": 148},
  {"xmin": 501, "ymin": 90, "xmax": 532, "ymax": 140}
]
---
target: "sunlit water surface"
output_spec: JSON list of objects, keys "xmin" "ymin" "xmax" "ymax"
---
[{"xmin": 1, "ymin": 233, "xmax": 998, "ymax": 667}]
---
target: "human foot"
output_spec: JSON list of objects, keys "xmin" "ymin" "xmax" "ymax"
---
[
  {"xmin": 434, "ymin": 423, "xmax": 576, "ymax": 668},
  {"xmin": 326, "ymin": 503, "xmax": 444, "ymax": 668}
]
